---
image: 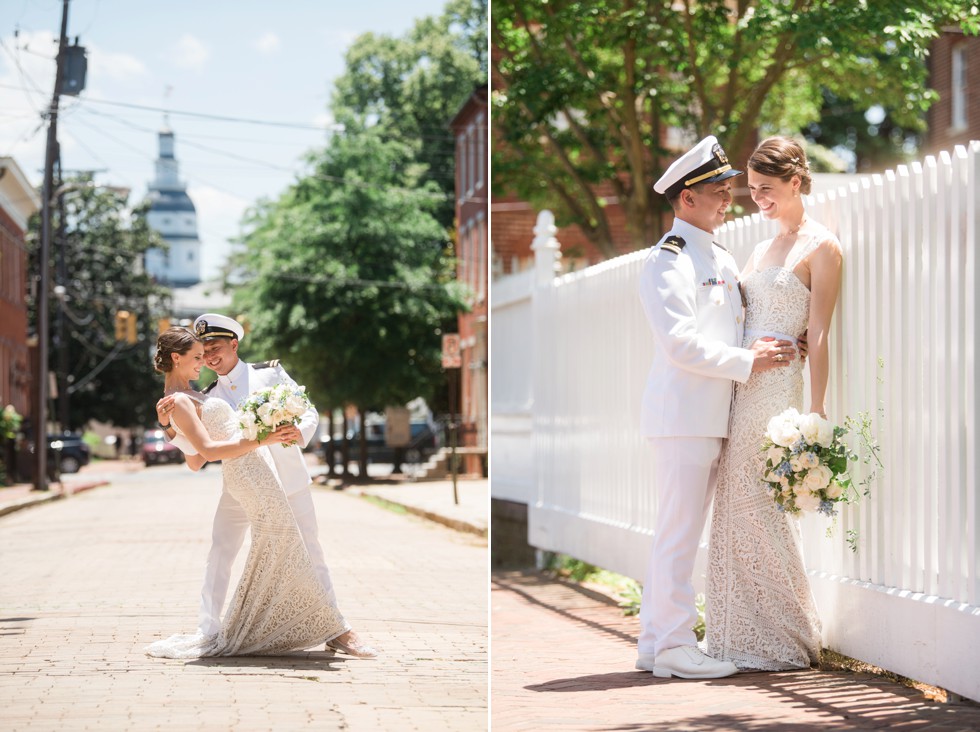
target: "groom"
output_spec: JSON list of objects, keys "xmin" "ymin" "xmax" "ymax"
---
[
  {"xmin": 157, "ymin": 313, "xmax": 338, "ymax": 636},
  {"xmin": 636, "ymin": 137, "xmax": 797, "ymax": 678}
]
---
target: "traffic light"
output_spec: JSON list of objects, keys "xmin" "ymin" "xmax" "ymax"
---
[{"xmin": 115, "ymin": 310, "xmax": 129, "ymax": 341}]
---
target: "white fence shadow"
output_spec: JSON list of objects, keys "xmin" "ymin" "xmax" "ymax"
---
[{"xmin": 490, "ymin": 142, "xmax": 980, "ymax": 700}]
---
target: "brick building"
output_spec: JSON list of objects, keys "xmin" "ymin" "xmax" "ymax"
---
[
  {"xmin": 450, "ymin": 86, "xmax": 489, "ymax": 475},
  {"xmin": 0, "ymin": 158, "xmax": 39, "ymax": 419},
  {"xmin": 924, "ymin": 29, "xmax": 980, "ymax": 155}
]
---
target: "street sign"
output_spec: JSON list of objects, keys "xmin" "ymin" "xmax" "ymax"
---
[
  {"xmin": 442, "ymin": 333, "xmax": 462, "ymax": 369},
  {"xmin": 385, "ymin": 407, "xmax": 411, "ymax": 447}
]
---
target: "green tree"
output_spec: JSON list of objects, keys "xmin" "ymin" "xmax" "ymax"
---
[
  {"xmin": 331, "ymin": 0, "xmax": 488, "ymax": 227},
  {"xmin": 803, "ymin": 90, "xmax": 919, "ymax": 174},
  {"xmin": 232, "ymin": 131, "xmax": 468, "ymax": 477},
  {"xmin": 492, "ymin": 0, "xmax": 980, "ymax": 257},
  {"xmin": 28, "ymin": 179, "xmax": 172, "ymax": 430}
]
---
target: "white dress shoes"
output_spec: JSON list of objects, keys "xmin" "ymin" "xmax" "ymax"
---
[{"xmin": 638, "ymin": 645, "xmax": 738, "ymax": 679}]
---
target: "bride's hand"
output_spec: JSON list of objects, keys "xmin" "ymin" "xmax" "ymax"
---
[
  {"xmin": 156, "ymin": 395, "xmax": 176, "ymax": 426},
  {"xmin": 259, "ymin": 424, "xmax": 301, "ymax": 447}
]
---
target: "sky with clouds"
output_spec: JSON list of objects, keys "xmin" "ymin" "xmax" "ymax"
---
[{"xmin": 0, "ymin": 0, "xmax": 457, "ymax": 281}]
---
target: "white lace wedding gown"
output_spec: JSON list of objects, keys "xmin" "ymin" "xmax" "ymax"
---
[
  {"xmin": 705, "ymin": 229, "xmax": 827, "ymax": 670},
  {"xmin": 146, "ymin": 397, "xmax": 349, "ymax": 658}
]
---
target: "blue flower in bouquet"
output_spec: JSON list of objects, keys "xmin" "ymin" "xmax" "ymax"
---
[
  {"xmin": 761, "ymin": 408, "xmax": 864, "ymax": 519},
  {"xmin": 237, "ymin": 384, "xmax": 312, "ymax": 447}
]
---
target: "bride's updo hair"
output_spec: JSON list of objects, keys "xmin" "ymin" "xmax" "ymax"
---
[
  {"xmin": 748, "ymin": 136, "xmax": 812, "ymax": 195},
  {"xmin": 154, "ymin": 327, "xmax": 200, "ymax": 373}
]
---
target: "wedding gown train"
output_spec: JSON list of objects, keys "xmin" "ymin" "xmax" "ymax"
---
[{"xmin": 146, "ymin": 397, "xmax": 349, "ymax": 658}]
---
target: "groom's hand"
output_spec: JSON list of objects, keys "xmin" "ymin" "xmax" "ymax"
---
[
  {"xmin": 797, "ymin": 331, "xmax": 809, "ymax": 363},
  {"xmin": 750, "ymin": 337, "xmax": 797, "ymax": 372}
]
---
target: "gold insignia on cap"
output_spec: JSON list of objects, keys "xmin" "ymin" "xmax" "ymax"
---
[
  {"xmin": 195, "ymin": 320, "xmax": 208, "ymax": 336},
  {"xmin": 713, "ymin": 143, "xmax": 729, "ymax": 166}
]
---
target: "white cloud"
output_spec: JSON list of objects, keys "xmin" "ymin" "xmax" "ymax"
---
[
  {"xmin": 323, "ymin": 29, "xmax": 359, "ymax": 48},
  {"xmin": 87, "ymin": 46, "xmax": 146, "ymax": 81},
  {"xmin": 172, "ymin": 34, "xmax": 210, "ymax": 71},
  {"xmin": 254, "ymin": 32, "xmax": 280, "ymax": 55},
  {"xmin": 187, "ymin": 184, "xmax": 251, "ymax": 278},
  {"xmin": 312, "ymin": 112, "xmax": 343, "ymax": 132}
]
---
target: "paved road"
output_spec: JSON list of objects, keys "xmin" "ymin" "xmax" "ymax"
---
[
  {"xmin": 492, "ymin": 571, "xmax": 980, "ymax": 731},
  {"xmin": 0, "ymin": 465, "xmax": 487, "ymax": 731}
]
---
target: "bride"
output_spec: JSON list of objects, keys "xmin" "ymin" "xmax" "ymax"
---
[
  {"xmin": 145, "ymin": 327, "xmax": 351, "ymax": 658},
  {"xmin": 706, "ymin": 137, "xmax": 843, "ymax": 670}
]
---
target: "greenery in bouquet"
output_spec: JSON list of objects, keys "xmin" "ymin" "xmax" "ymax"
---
[
  {"xmin": 762, "ymin": 408, "xmax": 881, "ymax": 520},
  {"xmin": 237, "ymin": 385, "xmax": 312, "ymax": 447}
]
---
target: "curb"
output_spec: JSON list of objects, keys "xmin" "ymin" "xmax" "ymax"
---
[
  {"xmin": 350, "ymin": 488, "xmax": 488, "ymax": 538},
  {"xmin": 0, "ymin": 481, "xmax": 109, "ymax": 519}
]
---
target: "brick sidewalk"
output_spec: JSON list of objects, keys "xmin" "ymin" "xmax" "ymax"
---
[
  {"xmin": 0, "ymin": 467, "xmax": 487, "ymax": 731},
  {"xmin": 491, "ymin": 571, "xmax": 980, "ymax": 731}
]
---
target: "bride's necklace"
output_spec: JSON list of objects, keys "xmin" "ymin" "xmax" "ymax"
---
[{"xmin": 774, "ymin": 215, "xmax": 806, "ymax": 240}]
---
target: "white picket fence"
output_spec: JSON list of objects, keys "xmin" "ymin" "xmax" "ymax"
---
[{"xmin": 490, "ymin": 142, "xmax": 980, "ymax": 700}]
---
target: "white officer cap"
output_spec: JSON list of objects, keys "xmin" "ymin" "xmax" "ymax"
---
[
  {"xmin": 653, "ymin": 135, "xmax": 742, "ymax": 198},
  {"xmin": 193, "ymin": 313, "xmax": 244, "ymax": 341}
]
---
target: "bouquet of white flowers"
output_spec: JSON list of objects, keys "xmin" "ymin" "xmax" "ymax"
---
[
  {"xmin": 237, "ymin": 384, "xmax": 312, "ymax": 447},
  {"xmin": 762, "ymin": 408, "xmax": 871, "ymax": 517}
]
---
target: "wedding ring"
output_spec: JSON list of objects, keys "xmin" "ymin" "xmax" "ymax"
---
[{"xmin": 776, "ymin": 354, "xmax": 783, "ymax": 361}]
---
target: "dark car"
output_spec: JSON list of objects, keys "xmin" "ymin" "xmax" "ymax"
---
[
  {"xmin": 321, "ymin": 422, "xmax": 440, "ymax": 465},
  {"xmin": 142, "ymin": 429, "xmax": 185, "ymax": 466},
  {"xmin": 48, "ymin": 433, "xmax": 91, "ymax": 474}
]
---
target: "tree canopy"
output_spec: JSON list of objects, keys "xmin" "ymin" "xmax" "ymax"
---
[
  {"xmin": 492, "ymin": 0, "xmax": 980, "ymax": 256},
  {"xmin": 232, "ymin": 0, "xmax": 483, "ymax": 424},
  {"xmin": 331, "ymin": 0, "xmax": 488, "ymax": 228},
  {"xmin": 28, "ymin": 179, "xmax": 172, "ymax": 429},
  {"xmin": 232, "ymin": 131, "xmax": 468, "ymax": 416}
]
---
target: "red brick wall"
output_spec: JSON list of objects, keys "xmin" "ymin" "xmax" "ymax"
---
[
  {"xmin": 0, "ymin": 205, "xmax": 32, "ymax": 417},
  {"xmin": 925, "ymin": 32, "xmax": 980, "ymax": 155},
  {"xmin": 451, "ymin": 88, "xmax": 489, "ymax": 474},
  {"xmin": 491, "ymin": 187, "xmax": 638, "ymax": 276}
]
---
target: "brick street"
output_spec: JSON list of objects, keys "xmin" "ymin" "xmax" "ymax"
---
[
  {"xmin": 0, "ymin": 465, "xmax": 487, "ymax": 731},
  {"xmin": 491, "ymin": 571, "xmax": 980, "ymax": 731}
]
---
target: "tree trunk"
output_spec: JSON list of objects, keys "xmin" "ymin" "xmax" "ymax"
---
[
  {"xmin": 328, "ymin": 409, "xmax": 338, "ymax": 476},
  {"xmin": 357, "ymin": 407, "xmax": 369, "ymax": 482},
  {"xmin": 342, "ymin": 414, "xmax": 351, "ymax": 480}
]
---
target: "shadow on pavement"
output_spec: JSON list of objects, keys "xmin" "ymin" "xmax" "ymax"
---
[
  {"xmin": 492, "ymin": 571, "xmax": 636, "ymax": 647},
  {"xmin": 185, "ymin": 651, "xmax": 351, "ymax": 673}
]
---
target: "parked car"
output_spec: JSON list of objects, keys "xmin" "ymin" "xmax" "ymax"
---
[
  {"xmin": 320, "ymin": 422, "xmax": 440, "ymax": 465},
  {"xmin": 48, "ymin": 433, "xmax": 91, "ymax": 474},
  {"xmin": 142, "ymin": 429, "xmax": 185, "ymax": 466}
]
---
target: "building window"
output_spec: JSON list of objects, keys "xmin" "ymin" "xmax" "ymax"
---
[
  {"xmin": 477, "ymin": 216, "xmax": 486, "ymax": 303},
  {"xmin": 457, "ymin": 133, "xmax": 466, "ymax": 203},
  {"xmin": 952, "ymin": 44, "xmax": 968, "ymax": 131},
  {"xmin": 476, "ymin": 112, "xmax": 485, "ymax": 192},
  {"xmin": 467, "ymin": 122, "xmax": 476, "ymax": 196}
]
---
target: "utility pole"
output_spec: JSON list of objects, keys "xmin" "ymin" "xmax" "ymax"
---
[{"xmin": 34, "ymin": 0, "xmax": 71, "ymax": 491}]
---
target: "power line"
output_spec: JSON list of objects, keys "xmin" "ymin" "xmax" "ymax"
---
[{"xmin": 79, "ymin": 95, "xmax": 344, "ymax": 131}]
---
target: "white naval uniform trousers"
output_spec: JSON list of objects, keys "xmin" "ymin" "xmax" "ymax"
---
[
  {"xmin": 182, "ymin": 358, "xmax": 336, "ymax": 636},
  {"xmin": 637, "ymin": 218, "xmax": 754, "ymax": 658}
]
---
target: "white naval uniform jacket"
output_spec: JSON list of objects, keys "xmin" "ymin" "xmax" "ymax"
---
[
  {"xmin": 204, "ymin": 358, "xmax": 319, "ymax": 496},
  {"xmin": 639, "ymin": 218, "xmax": 754, "ymax": 438}
]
